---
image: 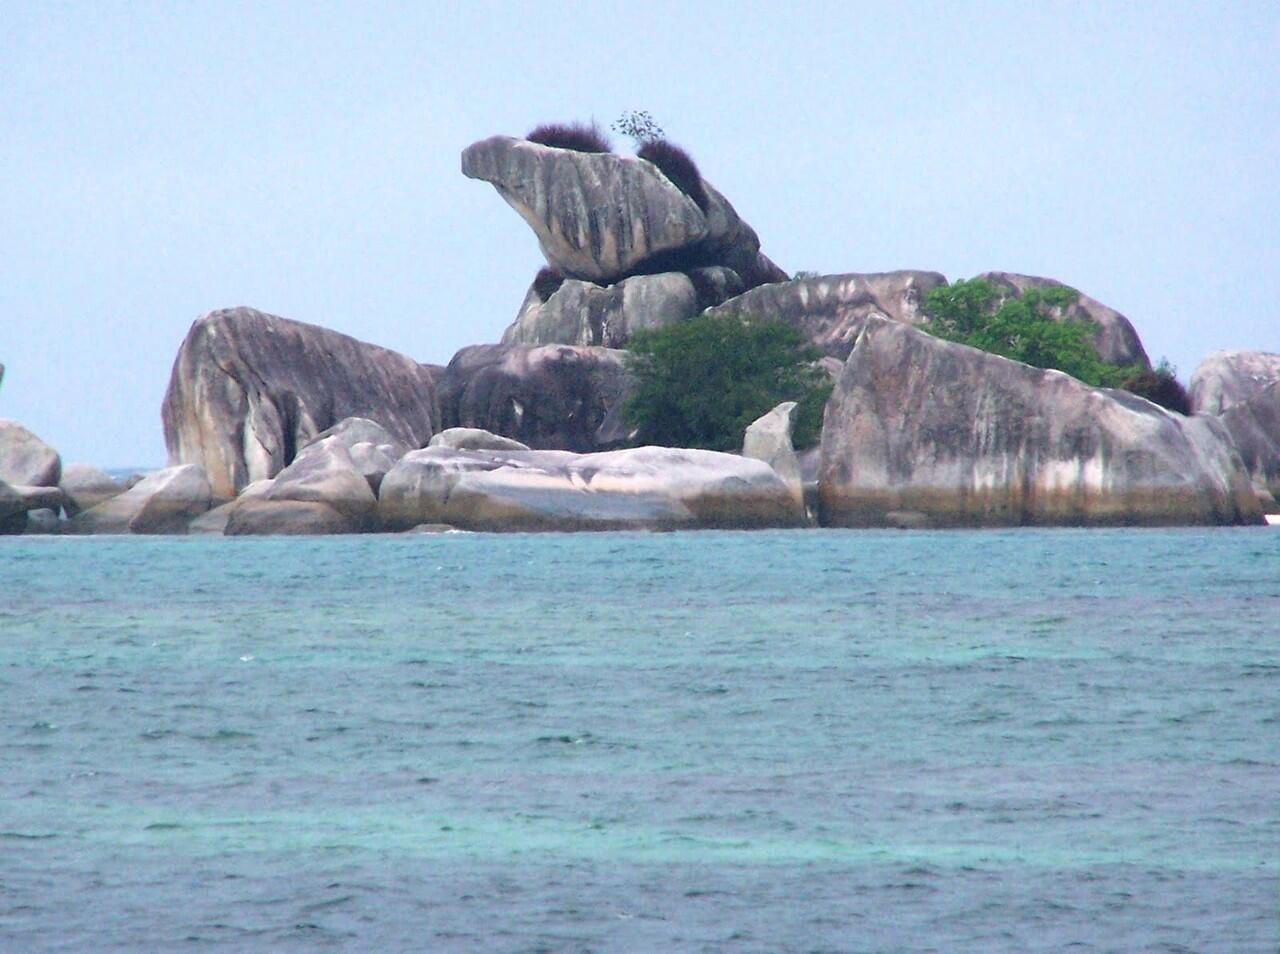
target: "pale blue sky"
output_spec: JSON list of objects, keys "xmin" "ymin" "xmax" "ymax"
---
[{"xmin": 2, "ymin": 1, "xmax": 1277, "ymax": 466}]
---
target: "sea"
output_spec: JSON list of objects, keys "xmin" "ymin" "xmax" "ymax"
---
[{"xmin": 1, "ymin": 528, "xmax": 1277, "ymax": 952}]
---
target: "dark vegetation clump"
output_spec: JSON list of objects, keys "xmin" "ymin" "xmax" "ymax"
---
[
  {"xmin": 623, "ymin": 313, "xmax": 832, "ymax": 452},
  {"xmin": 637, "ymin": 139, "xmax": 709, "ymax": 211},
  {"xmin": 532, "ymin": 267, "xmax": 565, "ymax": 302},
  {"xmin": 1119, "ymin": 361, "xmax": 1191, "ymax": 414},
  {"xmin": 923, "ymin": 278, "xmax": 1191, "ymax": 411},
  {"xmin": 525, "ymin": 121, "xmax": 612, "ymax": 154}
]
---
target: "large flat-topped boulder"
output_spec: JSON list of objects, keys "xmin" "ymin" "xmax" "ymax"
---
[
  {"xmin": 462, "ymin": 135, "xmax": 780, "ymax": 287},
  {"xmin": 504, "ymin": 267, "xmax": 743, "ymax": 348},
  {"xmin": 818, "ymin": 317, "xmax": 1259, "ymax": 528},
  {"xmin": 0, "ymin": 419, "xmax": 62, "ymax": 487},
  {"xmin": 977, "ymin": 273, "xmax": 1150, "ymax": 368},
  {"xmin": 378, "ymin": 445, "xmax": 803, "ymax": 532},
  {"xmin": 438, "ymin": 344, "xmax": 631, "ymax": 452},
  {"xmin": 1188, "ymin": 350, "xmax": 1280, "ymax": 414},
  {"xmin": 704, "ymin": 271, "xmax": 946, "ymax": 359},
  {"xmin": 162, "ymin": 307, "xmax": 438, "ymax": 499},
  {"xmin": 1216, "ymin": 381, "xmax": 1280, "ymax": 503}
]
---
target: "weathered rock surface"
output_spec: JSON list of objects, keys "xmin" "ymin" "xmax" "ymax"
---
[
  {"xmin": 162, "ymin": 307, "xmax": 438, "ymax": 499},
  {"xmin": 438, "ymin": 344, "xmax": 631, "ymax": 452},
  {"xmin": 1215, "ymin": 381, "xmax": 1280, "ymax": 503},
  {"xmin": 378, "ymin": 445, "xmax": 803, "ymax": 532},
  {"xmin": 59, "ymin": 463, "xmax": 122, "ymax": 517},
  {"xmin": 462, "ymin": 136, "xmax": 780, "ymax": 288},
  {"xmin": 0, "ymin": 419, "xmax": 62, "ymax": 487},
  {"xmin": 704, "ymin": 271, "xmax": 947, "ymax": 359},
  {"xmin": 225, "ymin": 499, "xmax": 359, "ymax": 536},
  {"xmin": 819, "ymin": 317, "xmax": 1259, "ymax": 528},
  {"xmin": 0, "ymin": 481, "xmax": 65, "ymax": 534},
  {"xmin": 69, "ymin": 465, "xmax": 212, "ymax": 534},
  {"xmin": 302, "ymin": 417, "xmax": 409, "ymax": 493},
  {"xmin": 187, "ymin": 479, "xmax": 274, "ymax": 535},
  {"xmin": 24, "ymin": 509, "xmax": 61, "ymax": 534},
  {"xmin": 429, "ymin": 427, "xmax": 531, "ymax": 452},
  {"xmin": 742, "ymin": 402, "xmax": 804, "ymax": 510},
  {"xmin": 977, "ymin": 273, "xmax": 1150, "ymax": 368},
  {"xmin": 504, "ymin": 267, "xmax": 744, "ymax": 348},
  {"xmin": 264, "ymin": 438, "xmax": 377, "ymax": 523},
  {"xmin": 1188, "ymin": 350, "xmax": 1280, "ymax": 415}
]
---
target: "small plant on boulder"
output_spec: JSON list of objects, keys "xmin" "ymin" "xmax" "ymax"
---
[
  {"xmin": 532, "ymin": 267, "xmax": 565, "ymax": 302},
  {"xmin": 637, "ymin": 138, "xmax": 709, "ymax": 211},
  {"xmin": 525, "ymin": 121, "xmax": 612, "ymax": 153},
  {"xmin": 611, "ymin": 110, "xmax": 664, "ymax": 145},
  {"xmin": 623, "ymin": 313, "xmax": 832, "ymax": 452},
  {"xmin": 1118, "ymin": 359, "xmax": 1191, "ymax": 415}
]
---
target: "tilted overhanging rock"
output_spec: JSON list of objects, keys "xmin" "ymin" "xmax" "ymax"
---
[
  {"xmin": 162, "ymin": 307, "xmax": 439, "ymax": 499},
  {"xmin": 818, "ymin": 317, "xmax": 1259, "ymax": 528}
]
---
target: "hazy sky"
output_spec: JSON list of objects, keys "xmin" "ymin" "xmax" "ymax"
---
[{"xmin": 3, "ymin": 1, "xmax": 1277, "ymax": 466}]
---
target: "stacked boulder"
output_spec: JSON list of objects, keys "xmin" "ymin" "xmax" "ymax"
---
[{"xmin": 1189, "ymin": 351, "xmax": 1280, "ymax": 511}]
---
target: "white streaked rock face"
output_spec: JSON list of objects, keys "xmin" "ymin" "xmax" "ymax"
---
[
  {"xmin": 1189, "ymin": 350, "xmax": 1280, "ymax": 415},
  {"xmin": 818, "ymin": 317, "xmax": 1260, "ymax": 528}
]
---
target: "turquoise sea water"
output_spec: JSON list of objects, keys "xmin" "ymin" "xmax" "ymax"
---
[{"xmin": 1, "ymin": 529, "xmax": 1278, "ymax": 952}]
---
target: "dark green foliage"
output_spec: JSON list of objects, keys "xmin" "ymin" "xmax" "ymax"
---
[
  {"xmin": 611, "ymin": 110, "xmax": 664, "ymax": 144},
  {"xmin": 525, "ymin": 121, "xmax": 612, "ymax": 153},
  {"xmin": 532, "ymin": 267, "xmax": 564, "ymax": 301},
  {"xmin": 637, "ymin": 138, "xmax": 709, "ymax": 211},
  {"xmin": 623, "ymin": 313, "xmax": 832, "ymax": 452},
  {"xmin": 924, "ymin": 279, "xmax": 1129, "ymax": 388},
  {"xmin": 1119, "ymin": 359, "xmax": 1191, "ymax": 414}
]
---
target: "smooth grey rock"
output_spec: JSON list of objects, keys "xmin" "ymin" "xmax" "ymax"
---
[
  {"xmin": 462, "ymin": 135, "xmax": 778, "ymax": 287},
  {"xmin": 504, "ymin": 267, "xmax": 744, "ymax": 349},
  {"xmin": 186, "ymin": 479, "xmax": 274, "ymax": 535},
  {"xmin": 818, "ymin": 317, "xmax": 1259, "ymax": 527},
  {"xmin": 977, "ymin": 272, "xmax": 1150, "ymax": 368},
  {"xmin": 347, "ymin": 442, "xmax": 401, "ymax": 494},
  {"xmin": 1216, "ymin": 380, "xmax": 1280, "ymax": 502},
  {"xmin": 378, "ymin": 445, "xmax": 802, "ymax": 532},
  {"xmin": 307, "ymin": 416, "xmax": 409, "ymax": 456},
  {"xmin": 742, "ymin": 402, "xmax": 804, "ymax": 511},
  {"xmin": 704, "ymin": 271, "xmax": 947, "ymax": 359},
  {"xmin": 162, "ymin": 307, "xmax": 438, "ymax": 499},
  {"xmin": 438, "ymin": 344, "xmax": 632, "ymax": 452},
  {"xmin": 59, "ymin": 463, "xmax": 122, "ymax": 517},
  {"xmin": 225, "ymin": 499, "xmax": 359, "ymax": 536},
  {"xmin": 1188, "ymin": 350, "xmax": 1280, "ymax": 415},
  {"xmin": 0, "ymin": 419, "xmax": 61, "ymax": 487},
  {"xmin": 429, "ymin": 428, "xmax": 532, "ymax": 452},
  {"xmin": 264, "ymin": 437, "xmax": 376, "ymax": 525},
  {"xmin": 69, "ymin": 464, "xmax": 212, "ymax": 534}
]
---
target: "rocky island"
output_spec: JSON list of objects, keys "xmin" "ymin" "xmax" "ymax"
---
[{"xmin": 2, "ymin": 126, "xmax": 1277, "ymax": 534}]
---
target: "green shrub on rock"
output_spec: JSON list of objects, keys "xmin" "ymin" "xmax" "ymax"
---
[{"xmin": 623, "ymin": 314, "xmax": 832, "ymax": 452}]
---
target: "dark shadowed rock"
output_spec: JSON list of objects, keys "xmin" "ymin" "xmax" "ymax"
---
[
  {"xmin": 503, "ymin": 267, "xmax": 744, "ymax": 348},
  {"xmin": 438, "ymin": 344, "xmax": 632, "ymax": 452},
  {"xmin": 977, "ymin": 273, "xmax": 1150, "ymax": 368},
  {"xmin": 162, "ymin": 307, "xmax": 438, "ymax": 499},
  {"xmin": 1215, "ymin": 380, "xmax": 1280, "ymax": 504},
  {"xmin": 1188, "ymin": 350, "xmax": 1280, "ymax": 415},
  {"xmin": 187, "ymin": 479, "xmax": 274, "ymax": 535},
  {"xmin": 69, "ymin": 465, "xmax": 212, "ymax": 534},
  {"xmin": 818, "ymin": 318, "xmax": 1258, "ymax": 528},
  {"xmin": 0, "ymin": 481, "xmax": 65, "ymax": 534},
  {"xmin": 378, "ymin": 445, "xmax": 802, "ymax": 532},
  {"xmin": 0, "ymin": 419, "xmax": 61, "ymax": 487},
  {"xmin": 704, "ymin": 271, "xmax": 947, "ymax": 359},
  {"xmin": 462, "ymin": 136, "xmax": 779, "ymax": 289},
  {"xmin": 59, "ymin": 463, "xmax": 122, "ymax": 517}
]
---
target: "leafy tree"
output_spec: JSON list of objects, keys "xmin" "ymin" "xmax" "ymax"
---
[
  {"xmin": 611, "ymin": 110, "xmax": 665, "ymax": 145},
  {"xmin": 623, "ymin": 313, "xmax": 832, "ymax": 451}
]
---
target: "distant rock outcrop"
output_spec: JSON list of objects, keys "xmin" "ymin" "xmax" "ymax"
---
[
  {"xmin": 977, "ymin": 273, "xmax": 1150, "ymax": 368},
  {"xmin": 378, "ymin": 444, "xmax": 803, "ymax": 532},
  {"xmin": 818, "ymin": 317, "xmax": 1258, "ymax": 527},
  {"xmin": 69, "ymin": 464, "xmax": 212, "ymax": 534},
  {"xmin": 1188, "ymin": 350, "xmax": 1280, "ymax": 415},
  {"xmin": 0, "ymin": 419, "xmax": 62, "ymax": 487},
  {"xmin": 438, "ymin": 344, "xmax": 632, "ymax": 452},
  {"xmin": 704, "ymin": 271, "xmax": 946, "ymax": 359},
  {"xmin": 1215, "ymin": 381, "xmax": 1280, "ymax": 504},
  {"xmin": 162, "ymin": 307, "xmax": 439, "ymax": 499},
  {"xmin": 59, "ymin": 463, "xmax": 122, "ymax": 517}
]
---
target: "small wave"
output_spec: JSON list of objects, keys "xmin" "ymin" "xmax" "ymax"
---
[{"xmin": 0, "ymin": 831, "xmax": 57, "ymax": 840}]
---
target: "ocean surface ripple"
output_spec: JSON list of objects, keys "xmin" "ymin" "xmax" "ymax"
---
[{"xmin": 1, "ymin": 528, "xmax": 1277, "ymax": 952}]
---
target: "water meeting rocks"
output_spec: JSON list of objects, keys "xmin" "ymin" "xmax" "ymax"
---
[
  {"xmin": 378, "ymin": 445, "xmax": 803, "ymax": 532},
  {"xmin": 704, "ymin": 271, "xmax": 947, "ymax": 360},
  {"xmin": 438, "ymin": 344, "xmax": 631, "ymax": 452},
  {"xmin": 1188, "ymin": 350, "xmax": 1280, "ymax": 415},
  {"xmin": 162, "ymin": 307, "xmax": 438, "ymax": 499},
  {"xmin": 462, "ymin": 135, "xmax": 779, "ymax": 288},
  {"xmin": 818, "ymin": 317, "xmax": 1259, "ymax": 528}
]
